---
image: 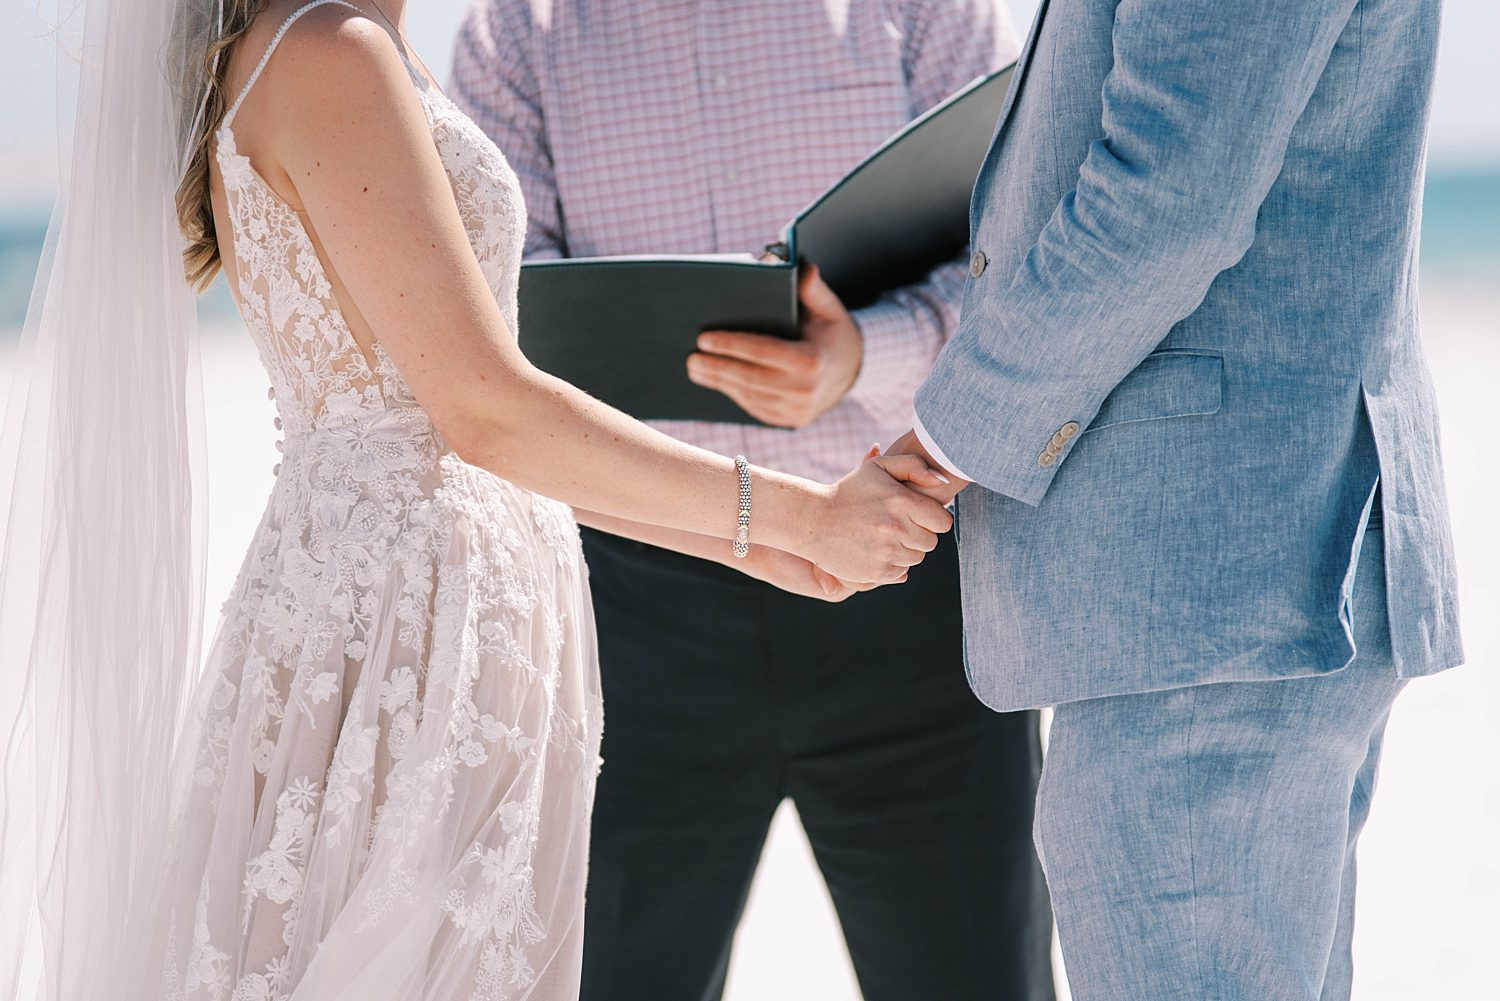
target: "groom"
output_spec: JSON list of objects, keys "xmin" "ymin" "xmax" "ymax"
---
[{"xmin": 893, "ymin": 0, "xmax": 1465, "ymax": 997}]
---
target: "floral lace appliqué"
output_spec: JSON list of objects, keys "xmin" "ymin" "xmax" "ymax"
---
[{"xmin": 163, "ymin": 64, "xmax": 601, "ymax": 1001}]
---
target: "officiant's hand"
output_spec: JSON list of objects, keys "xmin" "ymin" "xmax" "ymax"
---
[{"xmin": 688, "ymin": 264, "xmax": 861, "ymax": 428}]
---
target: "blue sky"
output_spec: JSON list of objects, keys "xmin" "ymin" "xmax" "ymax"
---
[{"xmin": 1, "ymin": 0, "xmax": 1496, "ymax": 210}]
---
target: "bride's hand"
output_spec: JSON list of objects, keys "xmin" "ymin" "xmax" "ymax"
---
[
  {"xmin": 800, "ymin": 449, "xmax": 954, "ymax": 585},
  {"xmin": 737, "ymin": 545, "xmax": 875, "ymax": 602}
]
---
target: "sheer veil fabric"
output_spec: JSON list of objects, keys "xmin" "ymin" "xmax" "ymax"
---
[{"xmin": 0, "ymin": 0, "xmax": 217, "ymax": 997}]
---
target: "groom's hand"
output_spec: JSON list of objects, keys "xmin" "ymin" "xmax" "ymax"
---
[
  {"xmin": 687, "ymin": 264, "xmax": 861, "ymax": 428},
  {"xmin": 885, "ymin": 430, "xmax": 968, "ymax": 506}
]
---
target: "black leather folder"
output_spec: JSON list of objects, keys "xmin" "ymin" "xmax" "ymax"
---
[{"xmin": 515, "ymin": 64, "xmax": 1015, "ymax": 425}]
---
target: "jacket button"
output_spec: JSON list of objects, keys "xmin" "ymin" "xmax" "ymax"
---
[
  {"xmin": 1050, "ymin": 431, "xmax": 1068, "ymax": 449},
  {"xmin": 1039, "ymin": 451, "xmax": 1056, "ymax": 467},
  {"xmin": 970, "ymin": 251, "xmax": 987, "ymax": 278},
  {"xmin": 1060, "ymin": 421, "xmax": 1080, "ymax": 438}
]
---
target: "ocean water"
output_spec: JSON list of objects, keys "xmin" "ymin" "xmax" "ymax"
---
[
  {"xmin": 1, "ymin": 168, "xmax": 1498, "ymax": 331},
  {"xmin": 1, "ymin": 173, "xmax": 1497, "ymax": 1000}
]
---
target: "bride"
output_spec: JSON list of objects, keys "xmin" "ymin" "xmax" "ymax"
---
[{"xmin": 0, "ymin": 0, "xmax": 953, "ymax": 998}]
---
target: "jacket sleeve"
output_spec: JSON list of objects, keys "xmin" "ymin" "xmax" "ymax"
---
[
  {"xmin": 912, "ymin": 0, "xmax": 1359, "ymax": 505},
  {"xmin": 448, "ymin": 0, "xmax": 566, "ymax": 259}
]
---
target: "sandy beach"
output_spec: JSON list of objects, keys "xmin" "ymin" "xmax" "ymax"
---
[{"xmin": 0, "ymin": 276, "xmax": 1494, "ymax": 999}]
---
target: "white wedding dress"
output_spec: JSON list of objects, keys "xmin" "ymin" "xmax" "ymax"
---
[{"xmin": 155, "ymin": 4, "xmax": 602, "ymax": 998}]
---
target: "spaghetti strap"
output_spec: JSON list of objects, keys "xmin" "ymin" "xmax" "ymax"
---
[{"xmin": 222, "ymin": 0, "xmax": 363, "ymax": 129}]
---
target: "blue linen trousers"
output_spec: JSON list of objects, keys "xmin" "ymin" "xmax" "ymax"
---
[{"xmin": 1034, "ymin": 530, "xmax": 1400, "ymax": 1000}]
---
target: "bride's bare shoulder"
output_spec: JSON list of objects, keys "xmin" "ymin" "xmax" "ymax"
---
[
  {"xmin": 254, "ymin": 2, "xmax": 403, "ymax": 95},
  {"xmin": 242, "ymin": 2, "xmax": 425, "ymax": 145},
  {"xmin": 223, "ymin": 1, "xmax": 434, "ymax": 202}
]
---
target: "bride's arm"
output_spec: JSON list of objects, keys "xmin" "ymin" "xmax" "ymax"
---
[
  {"xmin": 250, "ymin": 10, "xmax": 950, "ymax": 584},
  {"xmin": 572, "ymin": 510, "xmax": 873, "ymax": 602}
]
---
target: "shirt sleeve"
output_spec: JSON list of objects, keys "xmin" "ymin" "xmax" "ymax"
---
[
  {"xmin": 448, "ymin": 0, "xmax": 566, "ymax": 259},
  {"xmin": 843, "ymin": 0, "xmax": 1021, "ymax": 413},
  {"xmin": 913, "ymin": 412, "xmax": 972, "ymax": 481},
  {"xmin": 914, "ymin": 0, "xmax": 1360, "ymax": 505}
]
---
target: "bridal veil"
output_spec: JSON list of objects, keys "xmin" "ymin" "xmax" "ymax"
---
[{"xmin": 0, "ymin": 0, "xmax": 220, "ymax": 996}]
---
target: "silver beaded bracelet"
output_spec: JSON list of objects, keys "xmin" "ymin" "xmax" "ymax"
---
[{"xmin": 733, "ymin": 455, "xmax": 751, "ymax": 559}]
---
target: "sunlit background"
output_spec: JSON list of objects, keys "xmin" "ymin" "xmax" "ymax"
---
[{"xmin": 1, "ymin": 1, "xmax": 1495, "ymax": 998}]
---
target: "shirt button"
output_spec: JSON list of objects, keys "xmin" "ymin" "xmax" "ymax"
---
[
  {"xmin": 273, "ymin": 416, "xmax": 283, "ymax": 431},
  {"xmin": 725, "ymin": 167, "xmax": 740, "ymax": 181},
  {"xmin": 266, "ymin": 386, "xmax": 276, "ymax": 400},
  {"xmin": 970, "ymin": 250, "xmax": 987, "ymax": 278},
  {"xmin": 714, "ymin": 73, "xmax": 728, "ymax": 89},
  {"xmin": 272, "ymin": 463, "xmax": 281, "ymax": 476}
]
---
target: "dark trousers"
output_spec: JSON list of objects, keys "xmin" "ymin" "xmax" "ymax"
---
[{"xmin": 577, "ymin": 528, "xmax": 1055, "ymax": 1001}]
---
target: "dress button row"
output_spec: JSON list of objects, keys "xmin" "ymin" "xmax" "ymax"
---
[{"xmin": 269, "ymin": 387, "xmax": 283, "ymax": 474}]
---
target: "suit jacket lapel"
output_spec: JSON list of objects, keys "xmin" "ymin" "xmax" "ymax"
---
[{"xmin": 979, "ymin": 0, "xmax": 1054, "ymax": 176}]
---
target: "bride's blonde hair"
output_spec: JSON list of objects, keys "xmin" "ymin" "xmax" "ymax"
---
[{"xmin": 176, "ymin": 0, "xmax": 269, "ymax": 290}]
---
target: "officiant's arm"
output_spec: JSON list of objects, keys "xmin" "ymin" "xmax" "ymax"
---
[
  {"xmin": 911, "ymin": 0, "xmax": 1361, "ymax": 506},
  {"xmin": 449, "ymin": 0, "xmax": 566, "ymax": 259},
  {"xmin": 838, "ymin": 0, "xmax": 1022, "ymax": 416}
]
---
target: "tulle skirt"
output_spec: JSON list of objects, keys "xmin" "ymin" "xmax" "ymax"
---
[{"xmin": 155, "ymin": 435, "xmax": 602, "ymax": 1001}]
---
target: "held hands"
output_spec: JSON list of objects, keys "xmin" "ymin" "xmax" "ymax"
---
[
  {"xmin": 799, "ymin": 447, "xmax": 955, "ymax": 587},
  {"xmin": 687, "ymin": 264, "xmax": 862, "ymax": 428}
]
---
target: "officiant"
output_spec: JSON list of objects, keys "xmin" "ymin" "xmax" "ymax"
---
[{"xmin": 450, "ymin": 3, "xmax": 1052, "ymax": 998}]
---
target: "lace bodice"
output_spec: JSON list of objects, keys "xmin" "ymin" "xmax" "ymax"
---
[{"xmin": 214, "ymin": 19, "xmax": 526, "ymax": 440}]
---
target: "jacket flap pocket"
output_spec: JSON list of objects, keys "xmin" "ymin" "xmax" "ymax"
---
[{"xmin": 1084, "ymin": 350, "xmax": 1224, "ymax": 434}]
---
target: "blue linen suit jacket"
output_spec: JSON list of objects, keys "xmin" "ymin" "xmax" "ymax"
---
[{"xmin": 914, "ymin": 0, "xmax": 1464, "ymax": 710}]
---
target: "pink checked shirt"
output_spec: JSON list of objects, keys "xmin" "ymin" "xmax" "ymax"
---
[{"xmin": 450, "ymin": 0, "xmax": 1019, "ymax": 484}]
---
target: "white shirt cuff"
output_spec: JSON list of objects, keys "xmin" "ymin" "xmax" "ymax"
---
[{"xmin": 912, "ymin": 415, "xmax": 971, "ymax": 482}]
